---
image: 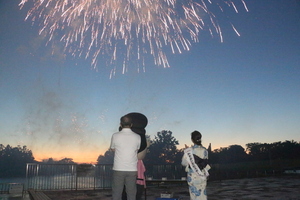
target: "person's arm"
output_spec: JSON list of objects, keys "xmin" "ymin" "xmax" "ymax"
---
[
  {"xmin": 110, "ymin": 134, "xmax": 115, "ymax": 151},
  {"xmin": 137, "ymin": 137, "xmax": 150, "ymax": 160},
  {"xmin": 203, "ymin": 148, "xmax": 209, "ymax": 159},
  {"xmin": 181, "ymin": 153, "xmax": 188, "ymax": 166},
  {"xmin": 137, "ymin": 149, "xmax": 146, "ymax": 160}
]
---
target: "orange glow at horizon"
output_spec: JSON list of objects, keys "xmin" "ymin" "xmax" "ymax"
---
[
  {"xmin": 32, "ymin": 141, "xmax": 231, "ymax": 164},
  {"xmin": 34, "ymin": 150, "xmax": 107, "ymax": 164}
]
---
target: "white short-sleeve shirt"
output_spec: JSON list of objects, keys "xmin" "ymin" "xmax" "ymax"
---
[{"xmin": 110, "ymin": 128, "xmax": 141, "ymax": 171}]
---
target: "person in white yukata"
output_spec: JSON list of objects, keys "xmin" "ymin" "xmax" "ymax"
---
[{"xmin": 181, "ymin": 131, "xmax": 211, "ymax": 200}]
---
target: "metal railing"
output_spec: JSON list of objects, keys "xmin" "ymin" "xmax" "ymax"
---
[
  {"xmin": 26, "ymin": 163, "xmax": 113, "ymax": 190},
  {"xmin": 26, "ymin": 163, "xmax": 186, "ymax": 190},
  {"xmin": 145, "ymin": 164, "xmax": 186, "ymax": 179},
  {"xmin": 0, "ymin": 182, "xmax": 24, "ymax": 196},
  {"xmin": 25, "ymin": 163, "xmax": 285, "ymax": 191}
]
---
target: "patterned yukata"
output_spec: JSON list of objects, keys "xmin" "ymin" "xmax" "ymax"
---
[{"xmin": 181, "ymin": 145, "xmax": 210, "ymax": 200}]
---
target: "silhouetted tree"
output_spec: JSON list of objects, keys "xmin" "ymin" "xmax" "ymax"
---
[
  {"xmin": 144, "ymin": 130, "xmax": 180, "ymax": 165},
  {"xmin": 248, "ymin": 140, "xmax": 300, "ymax": 161},
  {"xmin": 41, "ymin": 157, "xmax": 76, "ymax": 164},
  {"xmin": 270, "ymin": 140, "xmax": 300, "ymax": 160},
  {"xmin": 210, "ymin": 147, "xmax": 229, "ymax": 164},
  {"xmin": 57, "ymin": 157, "xmax": 76, "ymax": 164},
  {"xmin": 0, "ymin": 144, "xmax": 35, "ymax": 177},
  {"xmin": 42, "ymin": 158, "xmax": 56, "ymax": 164},
  {"xmin": 97, "ymin": 149, "xmax": 114, "ymax": 164},
  {"xmin": 247, "ymin": 142, "xmax": 274, "ymax": 162},
  {"xmin": 95, "ymin": 136, "xmax": 300, "ymax": 169},
  {"xmin": 210, "ymin": 145, "xmax": 248, "ymax": 164},
  {"xmin": 282, "ymin": 140, "xmax": 300, "ymax": 159},
  {"xmin": 227, "ymin": 145, "xmax": 249, "ymax": 163}
]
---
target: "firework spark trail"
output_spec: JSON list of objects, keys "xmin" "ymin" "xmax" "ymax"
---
[{"xmin": 19, "ymin": 0, "xmax": 248, "ymax": 75}]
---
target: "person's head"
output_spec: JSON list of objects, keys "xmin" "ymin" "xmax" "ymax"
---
[
  {"xmin": 120, "ymin": 115, "xmax": 133, "ymax": 128},
  {"xmin": 191, "ymin": 130, "xmax": 202, "ymax": 145}
]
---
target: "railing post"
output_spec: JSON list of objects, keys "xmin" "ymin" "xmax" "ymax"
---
[{"xmin": 75, "ymin": 165, "xmax": 78, "ymax": 191}]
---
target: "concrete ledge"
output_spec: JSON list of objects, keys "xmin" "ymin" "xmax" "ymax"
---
[{"xmin": 28, "ymin": 189, "xmax": 51, "ymax": 200}]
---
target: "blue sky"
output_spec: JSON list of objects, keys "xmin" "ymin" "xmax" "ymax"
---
[{"xmin": 1, "ymin": 0, "xmax": 300, "ymax": 163}]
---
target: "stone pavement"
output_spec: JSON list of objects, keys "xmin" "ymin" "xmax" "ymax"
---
[
  {"xmin": 2, "ymin": 176, "xmax": 297, "ymax": 200},
  {"xmin": 206, "ymin": 176, "xmax": 300, "ymax": 200},
  {"xmin": 40, "ymin": 176, "xmax": 300, "ymax": 200}
]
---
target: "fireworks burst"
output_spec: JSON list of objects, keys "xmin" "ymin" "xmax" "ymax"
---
[{"xmin": 19, "ymin": 0, "xmax": 248, "ymax": 76}]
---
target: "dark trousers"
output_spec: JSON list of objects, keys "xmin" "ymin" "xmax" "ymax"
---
[{"xmin": 122, "ymin": 184, "xmax": 144, "ymax": 200}]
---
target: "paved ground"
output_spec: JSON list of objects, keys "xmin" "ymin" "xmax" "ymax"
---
[
  {"xmin": 1, "ymin": 176, "xmax": 300, "ymax": 200},
  {"xmin": 44, "ymin": 176, "xmax": 300, "ymax": 200},
  {"xmin": 206, "ymin": 176, "xmax": 300, "ymax": 200}
]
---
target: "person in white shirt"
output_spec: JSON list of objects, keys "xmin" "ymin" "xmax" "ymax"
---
[{"xmin": 110, "ymin": 115, "xmax": 141, "ymax": 200}]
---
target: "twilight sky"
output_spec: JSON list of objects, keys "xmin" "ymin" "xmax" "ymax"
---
[{"xmin": 0, "ymin": 0, "xmax": 299, "ymax": 163}]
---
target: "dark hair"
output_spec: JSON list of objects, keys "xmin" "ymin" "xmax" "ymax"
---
[
  {"xmin": 120, "ymin": 115, "xmax": 132, "ymax": 128},
  {"xmin": 191, "ymin": 131, "xmax": 202, "ymax": 145}
]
